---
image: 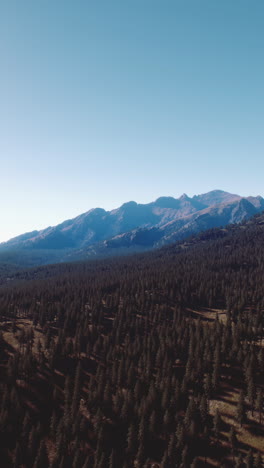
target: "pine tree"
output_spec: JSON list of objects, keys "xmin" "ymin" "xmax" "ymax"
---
[
  {"xmin": 93, "ymin": 409, "xmax": 103, "ymax": 436},
  {"xmin": 82, "ymin": 455, "xmax": 92, "ymax": 468},
  {"xmin": 235, "ymin": 453, "xmax": 244, "ymax": 468},
  {"xmin": 254, "ymin": 452, "xmax": 263, "ymax": 468},
  {"xmin": 72, "ymin": 448, "xmax": 82, "ymax": 468},
  {"xmin": 28, "ymin": 427, "xmax": 39, "ymax": 464},
  {"xmin": 64, "ymin": 376, "xmax": 72, "ymax": 414},
  {"xmin": 149, "ymin": 410, "xmax": 157, "ymax": 436},
  {"xmin": 212, "ymin": 343, "xmax": 220, "ymax": 391},
  {"xmin": 176, "ymin": 422, "xmax": 185, "ymax": 449},
  {"xmin": 245, "ymin": 449, "xmax": 254, "ymax": 468},
  {"xmin": 184, "ymin": 397, "xmax": 197, "ymax": 427},
  {"xmin": 204, "ymin": 373, "xmax": 212, "ymax": 400},
  {"xmin": 203, "ymin": 426, "xmax": 209, "ymax": 465},
  {"xmin": 50, "ymin": 411, "xmax": 57, "ymax": 438},
  {"xmin": 199, "ymin": 394, "xmax": 208, "ymax": 425},
  {"xmin": 138, "ymin": 416, "xmax": 146, "ymax": 445},
  {"xmin": 22, "ymin": 412, "xmax": 31, "ymax": 444},
  {"xmin": 181, "ymin": 445, "xmax": 189, "ymax": 468},
  {"xmin": 109, "ymin": 450, "xmax": 116, "ymax": 468},
  {"xmin": 161, "ymin": 450, "xmax": 170, "ymax": 468},
  {"xmin": 236, "ymin": 390, "xmax": 246, "ymax": 426},
  {"xmin": 256, "ymin": 388, "xmax": 263, "ymax": 424},
  {"xmin": 33, "ymin": 440, "xmax": 49, "ymax": 468},
  {"xmin": 58, "ymin": 455, "xmax": 66, "ymax": 468},
  {"xmin": 163, "ymin": 408, "xmax": 172, "ymax": 434},
  {"xmin": 97, "ymin": 452, "xmax": 107, "ymax": 468},
  {"xmin": 228, "ymin": 426, "xmax": 237, "ymax": 462},
  {"xmin": 126, "ymin": 423, "xmax": 137, "ymax": 455},
  {"xmin": 167, "ymin": 434, "xmax": 177, "ymax": 463},
  {"xmin": 71, "ymin": 362, "xmax": 82, "ymax": 417},
  {"xmin": 13, "ymin": 442, "xmax": 22, "ymax": 468},
  {"xmin": 247, "ymin": 378, "xmax": 255, "ymax": 416},
  {"xmin": 213, "ymin": 409, "xmax": 221, "ymax": 441},
  {"xmin": 190, "ymin": 458, "xmax": 199, "ymax": 468},
  {"xmin": 136, "ymin": 443, "xmax": 144, "ymax": 467}
]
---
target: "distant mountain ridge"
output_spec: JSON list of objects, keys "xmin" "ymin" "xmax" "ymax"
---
[{"xmin": 1, "ymin": 190, "xmax": 263, "ymax": 266}]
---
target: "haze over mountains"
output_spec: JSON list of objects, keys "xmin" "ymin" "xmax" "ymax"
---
[{"xmin": 1, "ymin": 190, "xmax": 264, "ymax": 266}]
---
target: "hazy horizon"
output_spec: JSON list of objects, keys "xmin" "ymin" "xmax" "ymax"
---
[{"xmin": 1, "ymin": 0, "xmax": 264, "ymax": 241}]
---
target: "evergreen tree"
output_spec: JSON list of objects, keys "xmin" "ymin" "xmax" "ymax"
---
[
  {"xmin": 254, "ymin": 452, "xmax": 263, "ymax": 468},
  {"xmin": 136, "ymin": 443, "xmax": 145, "ymax": 467},
  {"xmin": 245, "ymin": 449, "xmax": 254, "ymax": 468},
  {"xmin": 161, "ymin": 450, "xmax": 170, "ymax": 468},
  {"xmin": 33, "ymin": 440, "xmax": 49, "ymax": 468},
  {"xmin": 72, "ymin": 448, "xmax": 82, "ymax": 468},
  {"xmin": 127, "ymin": 423, "xmax": 137, "ymax": 455},
  {"xmin": 190, "ymin": 458, "xmax": 199, "ymax": 468},
  {"xmin": 213, "ymin": 408, "xmax": 221, "ymax": 441},
  {"xmin": 109, "ymin": 450, "xmax": 116, "ymax": 468},
  {"xmin": 235, "ymin": 453, "xmax": 244, "ymax": 468},
  {"xmin": 247, "ymin": 378, "xmax": 255, "ymax": 416},
  {"xmin": 236, "ymin": 390, "xmax": 246, "ymax": 426},
  {"xmin": 13, "ymin": 442, "xmax": 22, "ymax": 468},
  {"xmin": 228, "ymin": 426, "xmax": 237, "ymax": 462},
  {"xmin": 149, "ymin": 410, "xmax": 157, "ymax": 435},
  {"xmin": 71, "ymin": 362, "xmax": 82, "ymax": 417},
  {"xmin": 256, "ymin": 388, "xmax": 263, "ymax": 424},
  {"xmin": 199, "ymin": 394, "xmax": 208, "ymax": 425},
  {"xmin": 82, "ymin": 455, "xmax": 92, "ymax": 468},
  {"xmin": 181, "ymin": 445, "xmax": 189, "ymax": 468}
]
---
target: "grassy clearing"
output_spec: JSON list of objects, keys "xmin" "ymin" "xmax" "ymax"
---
[
  {"xmin": 209, "ymin": 383, "xmax": 264, "ymax": 465},
  {"xmin": 0, "ymin": 318, "xmax": 46, "ymax": 357},
  {"xmin": 186, "ymin": 307, "xmax": 227, "ymax": 323}
]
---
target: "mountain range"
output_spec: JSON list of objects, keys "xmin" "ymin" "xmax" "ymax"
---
[{"xmin": 1, "ymin": 189, "xmax": 264, "ymax": 266}]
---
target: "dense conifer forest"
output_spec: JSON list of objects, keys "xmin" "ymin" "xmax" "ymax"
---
[{"xmin": 0, "ymin": 213, "xmax": 263, "ymax": 467}]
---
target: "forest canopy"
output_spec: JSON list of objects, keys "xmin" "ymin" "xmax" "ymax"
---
[{"xmin": 0, "ymin": 212, "xmax": 263, "ymax": 467}]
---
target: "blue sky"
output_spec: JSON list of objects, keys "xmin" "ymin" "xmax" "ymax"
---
[{"xmin": 0, "ymin": 0, "xmax": 263, "ymax": 241}]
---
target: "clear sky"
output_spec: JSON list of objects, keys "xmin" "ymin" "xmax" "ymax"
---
[{"xmin": 0, "ymin": 0, "xmax": 263, "ymax": 241}]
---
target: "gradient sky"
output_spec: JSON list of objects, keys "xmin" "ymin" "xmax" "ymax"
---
[{"xmin": 0, "ymin": 0, "xmax": 263, "ymax": 241}]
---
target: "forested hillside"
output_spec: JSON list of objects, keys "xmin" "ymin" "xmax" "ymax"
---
[{"xmin": 0, "ymin": 213, "xmax": 263, "ymax": 467}]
